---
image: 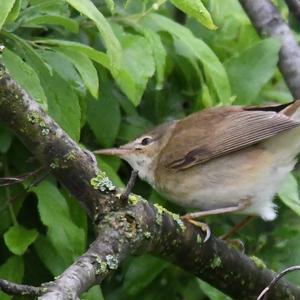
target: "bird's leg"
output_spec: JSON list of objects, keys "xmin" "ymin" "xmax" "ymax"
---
[
  {"xmin": 181, "ymin": 198, "xmax": 251, "ymax": 219},
  {"xmin": 180, "ymin": 199, "xmax": 251, "ymax": 242},
  {"xmin": 120, "ymin": 170, "xmax": 138, "ymax": 202},
  {"xmin": 221, "ymin": 216, "xmax": 255, "ymax": 240}
]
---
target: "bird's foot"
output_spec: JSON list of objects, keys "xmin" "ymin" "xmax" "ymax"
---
[{"xmin": 180, "ymin": 215, "xmax": 211, "ymax": 242}]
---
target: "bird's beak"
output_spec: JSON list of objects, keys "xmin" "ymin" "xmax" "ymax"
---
[{"xmin": 94, "ymin": 146, "xmax": 135, "ymax": 157}]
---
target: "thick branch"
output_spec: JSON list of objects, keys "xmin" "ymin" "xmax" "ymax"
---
[
  {"xmin": 1, "ymin": 65, "xmax": 300, "ymax": 299},
  {"xmin": 38, "ymin": 200, "xmax": 300, "ymax": 299},
  {"xmin": 239, "ymin": 0, "xmax": 300, "ymax": 98},
  {"xmin": 0, "ymin": 64, "xmax": 121, "ymax": 219}
]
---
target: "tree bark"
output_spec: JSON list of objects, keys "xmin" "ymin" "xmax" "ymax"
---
[{"xmin": 239, "ymin": 0, "xmax": 300, "ymax": 99}]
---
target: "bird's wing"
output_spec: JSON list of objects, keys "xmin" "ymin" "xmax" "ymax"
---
[{"xmin": 159, "ymin": 106, "xmax": 300, "ymax": 170}]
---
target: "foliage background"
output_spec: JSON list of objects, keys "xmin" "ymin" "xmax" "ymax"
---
[{"xmin": 0, "ymin": 0, "xmax": 299, "ymax": 299}]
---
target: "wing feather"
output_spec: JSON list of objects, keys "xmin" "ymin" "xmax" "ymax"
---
[{"xmin": 160, "ymin": 107, "xmax": 300, "ymax": 170}]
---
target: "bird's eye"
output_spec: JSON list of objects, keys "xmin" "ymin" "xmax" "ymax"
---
[{"xmin": 140, "ymin": 137, "xmax": 153, "ymax": 146}]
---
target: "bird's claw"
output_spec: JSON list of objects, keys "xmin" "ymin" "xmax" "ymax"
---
[{"xmin": 180, "ymin": 215, "xmax": 211, "ymax": 242}]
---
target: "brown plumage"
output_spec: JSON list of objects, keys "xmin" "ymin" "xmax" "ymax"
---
[
  {"xmin": 160, "ymin": 105, "xmax": 300, "ymax": 170},
  {"xmin": 95, "ymin": 100, "xmax": 300, "ymax": 221}
]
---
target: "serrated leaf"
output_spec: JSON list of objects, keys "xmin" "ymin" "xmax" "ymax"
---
[
  {"xmin": 57, "ymin": 48, "xmax": 99, "ymax": 98},
  {"xmin": 34, "ymin": 235, "xmax": 67, "ymax": 276},
  {"xmin": 4, "ymin": 225, "xmax": 38, "ymax": 256},
  {"xmin": 170, "ymin": 0, "xmax": 216, "ymax": 30},
  {"xmin": 32, "ymin": 180, "xmax": 85, "ymax": 266},
  {"xmin": 142, "ymin": 13, "xmax": 231, "ymax": 104},
  {"xmin": 23, "ymin": 15, "xmax": 79, "ymax": 32},
  {"xmin": 143, "ymin": 29, "xmax": 166, "ymax": 90},
  {"xmin": 46, "ymin": 70, "xmax": 81, "ymax": 141},
  {"xmin": 2, "ymin": 48, "xmax": 48, "ymax": 110},
  {"xmin": 39, "ymin": 49, "xmax": 85, "ymax": 95},
  {"xmin": 225, "ymin": 38, "xmax": 281, "ymax": 104},
  {"xmin": 0, "ymin": 256, "xmax": 24, "ymax": 300},
  {"xmin": 87, "ymin": 75, "xmax": 121, "ymax": 146},
  {"xmin": 123, "ymin": 255, "xmax": 169, "ymax": 296},
  {"xmin": 114, "ymin": 34, "xmax": 155, "ymax": 105},
  {"xmin": 65, "ymin": 0, "xmax": 121, "ymax": 72},
  {"xmin": 278, "ymin": 173, "xmax": 300, "ymax": 217},
  {"xmin": 0, "ymin": 0, "xmax": 15, "ymax": 30}
]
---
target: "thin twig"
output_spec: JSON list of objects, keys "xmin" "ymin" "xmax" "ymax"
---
[
  {"xmin": 120, "ymin": 170, "xmax": 138, "ymax": 201},
  {"xmin": 0, "ymin": 169, "xmax": 50, "ymax": 215},
  {"xmin": 257, "ymin": 265, "xmax": 300, "ymax": 299},
  {"xmin": 0, "ymin": 167, "xmax": 43, "ymax": 187},
  {"xmin": 0, "ymin": 279, "xmax": 42, "ymax": 296}
]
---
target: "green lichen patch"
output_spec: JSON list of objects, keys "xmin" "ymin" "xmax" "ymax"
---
[
  {"xmin": 128, "ymin": 194, "xmax": 139, "ymax": 205},
  {"xmin": 50, "ymin": 158, "xmax": 60, "ymax": 169},
  {"xmin": 153, "ymin": 203, "xmax": 186, "ymax": 231},
  {"xmin": 210, "ymin": 255, "xmax": 222, "ymax": 269},
  {"xmin": 196, "ymin": 234, "xmax": 202, "ymax": 244},
  {"xmin": 27, "ymin": 112, "xmax": 41, "ymax": 124},
  {"xmin": 64, "ymin": 150, "xmax": 76, "ymax": 161},
  {"xmin": 90, "ymin": 171, "xmax": 115, "ymax": 192},
  {"xmin": 250, "ymin": 256, "xmax": 266, "ymax": 270},
  {"xmin": 143, "ymin": 231, "xmax": 151, "ymax": 239},
  {"xmin": 105, "ymin": 254, "xmax": 118, "ymax": 270},
  {"xmin": 93, "ymin": 255, "xmax": 108, "ymax": 276}
]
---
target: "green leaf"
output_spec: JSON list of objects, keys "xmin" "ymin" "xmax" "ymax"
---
[
  {"xmin": 0, "ymin": 126, "xmax": 12, "ymax": 154},
  {"xmin": 114, "ymin": 34, "xmax": 155, "ymax": 105},
  {"xmin": 105, "ymin": 0, "xmax": 115, "ymax": 14},
  {"xmin": 170, "ymin": 0, "xmax": 217, "ymax": 30},
  {"xmin": 0, "ymin": 0, "xmax": 15, "ymax": 30},
  {"xmin": 23, "ymin": 15, "xmax": 79, "ymax": 32},
  {"xmin": 198, "ymin": 279, "xmax": 232, "ymax": 300},
  {"xmin": 33, "ymin": 39, "xmax": 110, "ymax": 68},
  {"xmin": 6, "ymin": 0, "xmax": 22, "ymax": 23},
  {"xmin": 32, "ymin": 180, "xmax": 85, "ymax": 266},
  {"xmin": 34, "ymin": 235, "xmax": 67, "ymax": 276},
  {"xmin": 87, "ymin": 79, "xmax": 121, "ymax": 147},
  {"xmin": 142, "ymin": 29, "xmax": 166, "ymax": 90},
  {"xmin": 142, "ymin": 13, "xmax": 231, "ymax": 105},
  {"xmin": 123, "ymin": 255, "xmax": 169, "ymax": 296},
  {"xmin": 4, "ymin": 225, "xmax": 38, "ymax": 256},
  {"xmin": 2, "ymin": 48, "xmax": 48, "ymax": 110},
  {"xmin": 0, "ymin": 256, "xmax": 24, "ymax": 300},
  {"xmin": 225, "ymin": 38, "xmax": 281, "ymax": 104},
  {"xmin": 65, "ymin": 0, "xmax": 121, "ymax": 72},
  {"xmin": 57, "ymin": 48, "xmax": 99, "ymax": 98},
  {"xmin": 82, "ymin": 286, "xmax": 104, "ymax": 300},
  {"xmin": 278, "ymin": 173, "xmax": 300, "ymax": 217},
  {"xmin": 39, "ymin": 49, "xmax": 85, "ymax": 95},
  {"xmin": 46, "ymin": 70, "xmax": 81, "ymax": 141}
]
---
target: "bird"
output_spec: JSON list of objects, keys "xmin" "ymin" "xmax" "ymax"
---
[{"xmin": 94, "ymin": 100, "xmax": 300, "ymax": 227}]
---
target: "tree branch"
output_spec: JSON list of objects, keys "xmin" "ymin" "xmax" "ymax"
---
[
  {"xmin": 0, "ymin": 64, "xmax": 122, "ymax": 219},
  {"xmin": 1, "ymin": 65, "xmax": 300, "ymax": 299},
  {"xmin": 23, "ymin": 201, "xmax": 300, "ymax": 299},
  {"xmin": 239, "ymin": 0, "xmax": 300, "ymax": 98},
  {"xmin": 0, "ymin": 279, "xmax": 42, "ymax": 296}
]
